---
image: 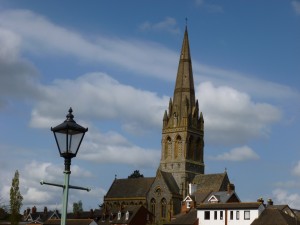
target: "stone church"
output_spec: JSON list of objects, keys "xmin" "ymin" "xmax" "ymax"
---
[{"xmin": 101, "ymin": 27, "xmax": 232, "ymax": 223}]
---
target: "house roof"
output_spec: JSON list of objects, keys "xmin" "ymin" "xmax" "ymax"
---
[
  {"xmin": 251, "ymin": 208, "xmax": 300, "ymax": 225},
  {"xmin": 203, "ymin": 191, "xmax": 240, "ymax": 203},
  {"xmin": 44, "ymin": 219, "xmax": 95, "ymax": 225},
  {"xmin": 104, "ymin": 177, "xmax": 155, "ymax": 199},
  {"xmin": 197, "ymin": 202, "xmax": 263, "ymax": 210},
  {"xmin": 192, "ymin": 172, "xmax": 229, "ymax": 192},
  {"xmin": 167, "ymin": 208, "xmax": 198, "ymax": 225}
]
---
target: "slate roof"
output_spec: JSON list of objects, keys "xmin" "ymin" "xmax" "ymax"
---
[
  {"xmin": 192, "ymin": 172, "xmax": 229, "ymax": 192},
  {"xmin": 251, "ymin": 208, "xmax": 300, "ymax": 225},
  {"xmin": 160, "ymin": 171, "xmax": 180, "ymax": 195},
  {"xmin": 192, "ymin": 190, "xmax": 212, "ymax": 204},
  {"xmin": 104, "ymin": 177, "xmax": 155, "ymax": 199},
  {"xmin": 166, "ymin": 208, "xmax": 198, "ymax": 225},
  {"xmin": 203, "ymin": 191, "xmax": 240, "ymax": 203}
]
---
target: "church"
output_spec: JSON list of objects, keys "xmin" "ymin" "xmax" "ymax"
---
[{"xmin": 101, "ymin": 27, "xmax": 233, "ymax": 224}]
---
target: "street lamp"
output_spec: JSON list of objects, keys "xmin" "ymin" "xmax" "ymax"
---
[{"xmin": 51, "ymin": 107, "xmax": 88, "ymax": 225}]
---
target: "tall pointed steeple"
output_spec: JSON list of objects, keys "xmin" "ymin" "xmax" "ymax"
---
[
  {"xmin": 173, "ymin": 26, "xmax": 196, "ymax": 122},
  {"xmin": 160, "ymin": 26, "xmax": 204, "ymax": 197}
]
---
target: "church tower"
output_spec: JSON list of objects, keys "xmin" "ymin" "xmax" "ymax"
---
[{"xmin": 160, "ymin": 27, "xmax": 204, "ymax": 197}]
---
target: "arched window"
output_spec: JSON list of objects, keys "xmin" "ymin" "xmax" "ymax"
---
[
  {"xmin": 151, "ymin": 198, "xmax": 156, "ymax": 216},
  {"xmin": 164, "ymin": 137, "xmax": 172, "ymax": 159},
  {"xmin": 161, "ymin": 198, "xmax": 167, "ymax": 218},
  {"xmin": 174, "ymin": 135, "xmax": 182, "ymax": 159}
]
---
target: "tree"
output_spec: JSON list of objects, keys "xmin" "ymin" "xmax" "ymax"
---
[
  {"xmin": 9, "ymin": 170, "xmax": 23, "ymax": 225},
  {"xmin": 73, "ymin": 200, "xmax": 83, "ymax": 214},
  {"xmin": 128, "ymin": 170, "xmax": 144, "ymax": 178}
]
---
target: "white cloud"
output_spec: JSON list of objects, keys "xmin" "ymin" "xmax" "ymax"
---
[
  {"xmin": 139, "ymin": 17, "xmax": 180, "ymax": 34},
  {"xmin": 0, "ymin": 9, "xmax": 178, "ymax": 82},
  {"xmin": 272, "ymin": 188, "xmax": 300, "ymax": 209},
  {"xmin": 197, "ymin": 82, "xmax": 282, "ymax": 144},
  {"xmin": 291, "ymin": 1, "xmax": 300, "ymax": 15},
  {"xmin": 29, "ymin": 72, "xmax": 169, "ymax": 132},
  {"xmin": 79, "ymin": 128, "xmax": 160, "ymax": 168},
  {"xmin": 210, "ymin": 145, "xmax": 259, "ymax": 161}
]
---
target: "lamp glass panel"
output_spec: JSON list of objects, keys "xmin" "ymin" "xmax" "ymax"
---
[
  {"xmin": 55, "ymin": 132, "xmax": 67, "ymax": 154},
  {"xmin": 68, "ymin": 132, "xmax": 84, "ymax": 154}
]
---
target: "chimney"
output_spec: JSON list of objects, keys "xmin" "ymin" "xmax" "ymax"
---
[
  {"xmin": 257, "ymin": 197, "xmax": 264, "ymax": 204},
  {"xmin": 267, "ymin": 199, "xmax": 273, "ymax": 206},
  {"xmin": 227, "ymin": 183, "xmax": 235, "ymax": 194}
]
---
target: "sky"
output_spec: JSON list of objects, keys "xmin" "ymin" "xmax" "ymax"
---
[{"xmin": 0, "ymin": 0, "xmax": 300, "ymax": 213}]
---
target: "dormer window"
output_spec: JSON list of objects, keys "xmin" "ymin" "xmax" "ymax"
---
[
  {"xmin": 117, "ymin": 211, "xmax": 121, "ymax": 220},
  {"xmin": 187, "ymin": 201, "xmax": 191, "ymax": 208},
  {"xmin": 125, "ymin": 211, "xmax": 129, "ymax": 220}
]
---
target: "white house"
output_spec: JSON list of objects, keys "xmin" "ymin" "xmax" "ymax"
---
[{"xmin": 197, "ymin": 202, "xmax": 265, "ymax": 225}]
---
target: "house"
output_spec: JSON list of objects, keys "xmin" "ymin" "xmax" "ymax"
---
[
  {"xmin": 24, "ymin": 207, "xmax": 60, "ymax": 224},
  {"xmin": 44, "ymin": 219, "xmax": 96, "ymax": 225},
  {"xmin": 97, "ymin": 205, "xmax": 153, "ymax": 225},
  {"xmin": 197, "ymin": 202, "xmax": 265, "ymax": 225},
  {"xmin": 251, "ymin": 207, "xmax": 300, "ymax": 225}
]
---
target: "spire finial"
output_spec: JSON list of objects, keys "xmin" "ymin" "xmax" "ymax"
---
[{"xmin": 185, "ymin": 17, "xmax": 188, "ymax": 27}]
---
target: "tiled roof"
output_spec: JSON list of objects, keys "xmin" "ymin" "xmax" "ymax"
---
[
  {"xmin": 44, "ymin": 219, "xmax": 94, "ymax": 225},
  {"xmin": 192, "ymin": 172, "xmax": 229, "ymax": 192},
  {"xmin": 251, "ymin": 208, "xmax": 300, "ymax": 225},
  {"xmin": 197, "ymin": 202, "xmax": 263, "ymax": 210},
  {"xmin": 167, "ymin": 208, "xmax": 198, "ymax": 225},
  {"xmin": 105, "ymin": 177, "xmax": 155, "ymax": 199}
]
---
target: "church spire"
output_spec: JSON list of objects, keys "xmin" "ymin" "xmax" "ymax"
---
[{"xmin": 173, "ymin": 26, "xmax": 196, "ymax": 122}]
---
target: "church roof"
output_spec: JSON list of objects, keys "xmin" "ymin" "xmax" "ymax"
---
[
  {"xmin": 192, "ymin": 172, "xmax": 230, "ymax": 192},
  {"xmin": 251, "ymin": 208, "xmax": 300, "ymax": 225},
  {"xmin": 160, "ymin": 171, "xmax": 180, "ymax": 195},
  {"xmin": 104, "ymin": 177, "xmax": 155, "ymax": 199}
]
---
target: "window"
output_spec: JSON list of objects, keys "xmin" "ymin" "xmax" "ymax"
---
[
  {"xmin": 204, "ymin": 211, "xmax": 210, "ymax": 220},
  {"xmin": 186, "ymin": 201, "xmax": 191, "ymax": 208},
  {"xmin": 236, "ymin": 211, "xmax": 240, "ymax": 220},
  {"xmin": 117, "ymin": 211, "xmax": 121, "ymax": 220},
  {"xmin": 161, "ymin": 198, "xmax": 167, "ymax": 218},
  {"xmin": 214, "ymin": 211, "xmax": 217, "ymax": 220},
  {"xmin": 244, "ymin": 211, "xmax": 250, "ymax": 220},
  {"xmin": 151, "ymin": 198, "xmax": 156, "ymax": 216},
  {"xmin": 230, "ymin": 211, "xmax": 233, "ymax": 220},
  {"xmin": 220, "ymin": 211, "xmax": 223, "ymax": 220},
  {"xmin": 125, "ymin": 211, "xmax": 129, "ymax": 220}
]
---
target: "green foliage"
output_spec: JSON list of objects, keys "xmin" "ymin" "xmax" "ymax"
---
[
  {"xmin": 9, "ymin": 170, "xmax": 23, "ymax": 225},
  {"xmin": 128, "ymin": 170, "xmax": 144, "ymax": 178},
  {"xmin": 73, "ymin": 200, "xmax": 83, "ymax": 214}
]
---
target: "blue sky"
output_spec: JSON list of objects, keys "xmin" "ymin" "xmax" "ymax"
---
[{"xmin": 0, "ymin": 0, "xmax": 300, "ymax": 212}]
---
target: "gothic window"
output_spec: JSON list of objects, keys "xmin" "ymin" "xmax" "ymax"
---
[
  {"xmin": 164, "ymin": 137, "xmax": 172, "ymax": 159},
  {"xmin": 174, "ymin": 135, "xmax": 182, "ymax": 159},
  {"xmin": 161, "ymin": 198, "xmax": 167, "ymax": 218},
  {"xmin": 151, "ymin": 198, "xmax": 156, "ymax": 216}
]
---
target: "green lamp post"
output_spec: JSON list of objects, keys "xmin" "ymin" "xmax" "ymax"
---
[{"xmin": 51, "ymin": 108, "xmax": 88, "ymax": 225}]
